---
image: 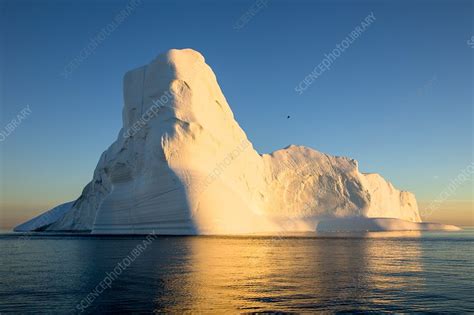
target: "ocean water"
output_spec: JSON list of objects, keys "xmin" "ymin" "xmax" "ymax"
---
[{"xmin": 1, "ymin": 229, "xmax": 473, "ymax": 313}]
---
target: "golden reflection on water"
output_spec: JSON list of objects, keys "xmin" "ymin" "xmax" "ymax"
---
[{"xmin": 156, "ymin": 233, "xmax": 422, "ymax": 313}]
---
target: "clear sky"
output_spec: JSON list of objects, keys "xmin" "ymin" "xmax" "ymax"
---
[{"xmin": 0, "ymin": 0, "xmax": 472, "ymax": 228}]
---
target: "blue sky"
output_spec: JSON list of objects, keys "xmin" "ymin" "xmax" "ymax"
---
[{"xmin": 0, "ymin": 0, "xmax": 472, "ymax": 227}]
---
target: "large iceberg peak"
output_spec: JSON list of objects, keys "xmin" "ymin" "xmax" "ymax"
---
[{"xmin": 155, "ymin": 48, "xmax": 206, "ymax": 67}]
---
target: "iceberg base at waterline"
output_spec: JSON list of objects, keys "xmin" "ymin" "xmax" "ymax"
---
[{"xmin": 315, "ymin": 217, "xmax": 461, "ymax": 232}]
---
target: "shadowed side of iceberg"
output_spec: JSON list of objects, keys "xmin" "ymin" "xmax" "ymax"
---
[{"xmin": 13, "ymin": 201, "xmax": 76, "ymax": 232}]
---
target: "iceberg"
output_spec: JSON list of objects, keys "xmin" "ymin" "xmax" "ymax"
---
[
  {"xmin": 14, "ymin": 49, "xmax": 459, "ymax": 234},
  {"xmin": 14, "ymin": 201, "xmax": 75, "ymax": 232}
]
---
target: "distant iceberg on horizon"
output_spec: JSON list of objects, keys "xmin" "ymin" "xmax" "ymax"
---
[{"xmin": 15, "ymin": 49, "xmax": 460, "ymax": 234}]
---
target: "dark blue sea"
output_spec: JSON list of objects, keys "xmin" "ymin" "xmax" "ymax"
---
[{"xmin": 1, "ymin": 229, "xmax": 473, "ymax": 313}]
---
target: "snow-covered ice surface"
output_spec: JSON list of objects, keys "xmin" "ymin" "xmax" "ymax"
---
[
  {"xmin": 14, "ymin": 202, "xmax": 75, "ymax": 232},
  {"xmin": 14, "ymin": 49, "xmax": 459, "ymax": 234}
]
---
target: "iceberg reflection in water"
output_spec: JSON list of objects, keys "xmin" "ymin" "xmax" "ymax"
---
[{"xmin": 1, "ymin": 230, "xmax": 473, "ymax": 313}]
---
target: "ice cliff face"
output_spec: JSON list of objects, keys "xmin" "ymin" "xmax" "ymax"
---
[{"xmin": 16, "ymin": 49, "xmax": 425, "ymax": 234}]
